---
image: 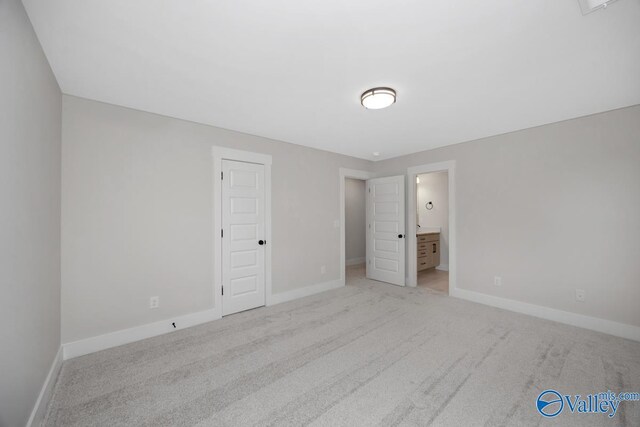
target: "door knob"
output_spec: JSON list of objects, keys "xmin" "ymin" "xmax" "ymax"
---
[
  {"xmin": 258, "ymin": 240, "xmax": 265, "ymax": 245},
  {"xmin": 397, "ymin": 234, "xmax": 404, "ymax": 239}
]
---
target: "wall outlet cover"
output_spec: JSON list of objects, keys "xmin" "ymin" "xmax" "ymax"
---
[
  {"xmin": 149, "ymin": 296, "xmax": 159, "ymax": 309},
  {"xmin": 575, "ymin": 289, "xmax": 586, "ymax": 302},
  {"xmin": 494, "ymin": 276, "xmax": 502, "ymax": 286}
]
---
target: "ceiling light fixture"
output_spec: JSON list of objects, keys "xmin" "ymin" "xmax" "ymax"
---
[
  {"xmin": 361, "ymin": 87, "xmax": 396, "ymax": 110},
  {"xmin": 577, "ymin": 0, "xmax": 619, "ymax": 14}
]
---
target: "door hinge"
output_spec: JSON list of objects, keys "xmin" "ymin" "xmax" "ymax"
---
[
  {"xmin": 221, "ymin": 229, "xmax": 223, "ymax": 238},
  {"xmin": 221, "ymin": 172, "xmax": 224, "ymax": 180},
  {"xmin": 222, "ymin": 286, "xmax": 224, "ymax": 296}
]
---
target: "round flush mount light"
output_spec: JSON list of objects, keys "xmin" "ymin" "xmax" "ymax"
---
[{"xmin": 361, "ymin": 87, "xmax": 396, "ymax": 110}]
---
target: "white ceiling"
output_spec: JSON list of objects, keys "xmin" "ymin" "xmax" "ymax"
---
[{"xmin": 23, "ymin": 0, "xmax": 640, "ymax": 160}]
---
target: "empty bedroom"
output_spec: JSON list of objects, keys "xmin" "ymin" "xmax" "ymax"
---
[{"xmin": 1, "ymin": 0, "xmax": 639, "ymax": 426}]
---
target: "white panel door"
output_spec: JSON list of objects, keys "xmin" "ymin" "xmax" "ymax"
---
[
  {"xmin": 366, "ymin": 175, "xmax": 405, "ymax": 286},
  {"xmin": 222, "ymin": 160, "xmax": 266, "ymax": 315}
]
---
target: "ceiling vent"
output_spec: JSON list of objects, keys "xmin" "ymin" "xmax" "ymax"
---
[{"xmin": 578, "ymin": 0, "xmax": 620, "ymax": 14}]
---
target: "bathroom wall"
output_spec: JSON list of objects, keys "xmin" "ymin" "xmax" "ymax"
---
[{"xmin": 417, "ymin": 172, "xmax": 449, "ymax": 268}]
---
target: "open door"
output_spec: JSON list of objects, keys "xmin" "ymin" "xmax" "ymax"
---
[{"xmin": 366, "ymin": 175, "xmax": 405, "ymax": 286}]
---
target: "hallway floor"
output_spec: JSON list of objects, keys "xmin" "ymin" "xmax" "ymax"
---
[{"xmin": 417, "ymin": 268, "xmax": 449, "ymax": 294}]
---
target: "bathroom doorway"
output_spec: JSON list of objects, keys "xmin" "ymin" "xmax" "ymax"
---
[{"xmin": 415, "ymin": 171, "xmax": 449, "ymax": 293}]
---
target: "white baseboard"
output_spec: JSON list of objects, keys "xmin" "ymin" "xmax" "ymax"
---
[
  {"xmin": 346, "ymin": 257, "xmax": 365, "ymax": 267},
  {"xmin": 450, "ymin": 288, "xmax": 640, "ymax": 342},
  {"xmin": 63, "ymin": 308, "xmax": 222, "ymax": 360},
  {"xmin": 269, "ymin": 279, "xmax": 345, "ymax": 305},
  {"xmin": 63, "ymin": 278, "xmax": 348, "ymax": 360},
  {"xmin": 436, "ymin": 264, "xmax": 449, "ymax": 272},
  {"xmin": 27, "ymin": 346, "xmax": 63, "ymax": 427}
]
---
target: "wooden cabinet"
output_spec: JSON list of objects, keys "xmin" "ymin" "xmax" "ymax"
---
[{"xmin": 417, "ymin": 233, "xmax": 440, "ymax": 271}]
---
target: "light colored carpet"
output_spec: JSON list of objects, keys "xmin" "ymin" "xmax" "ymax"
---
[{"xmin": 45, "ymin": 267, "xmax": 640, "ymax": 426}]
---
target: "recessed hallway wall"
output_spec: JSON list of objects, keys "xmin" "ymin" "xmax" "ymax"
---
[{"xmin": 345, "ymin": 178, "xmax": 366, "ymax": 266}]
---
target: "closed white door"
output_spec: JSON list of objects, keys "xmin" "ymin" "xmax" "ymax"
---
[
  {"xmin": 222, "ymin": 160, "xmax": 266, "ymax": 315},
  {"xmin": 366, "ymin": 175, "xmax": 405, "ymax": 286}
]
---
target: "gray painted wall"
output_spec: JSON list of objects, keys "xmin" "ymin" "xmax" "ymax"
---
[
  {"xmin": 374, "ymin": 106, "xmax": 640, "ymax": 328},
  {"xmin": 345, "ymin": 178, "xmax": 366, "ymax": 264},
  {"xmin": 62, "ymin": 99, "xmax": 640, "ymax": 345},
  {"xmin": 61, "ymin": 96, "xmax": 372, "ymax": 343},
  {"xmin": 0, "ymin": 0, "xmax": 62, "ymax": 426}
]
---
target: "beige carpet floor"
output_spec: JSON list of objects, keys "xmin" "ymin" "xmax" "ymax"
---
[{"xmin": 44, "ymin": 267, "xmax": 640, "ymax": 426}]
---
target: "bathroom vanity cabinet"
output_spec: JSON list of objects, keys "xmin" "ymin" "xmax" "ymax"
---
[{"xmin": 417, "ymin": 232, "xmax": 440, "ymax": 271}]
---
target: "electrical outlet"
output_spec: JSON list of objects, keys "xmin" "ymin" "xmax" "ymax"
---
[
  {"xmin": 575, "ymin": 289, "xmax": 586, "ymax": 302},
  {"xmin": 320, "ymin": 265, "xmax": 326, "ymax": 275},
  {"xmin": 494, "ymin": 276, "xmax": 502, "ymax": 286},
  {"xmin": 149, "ymin": 296, "xmax": 159, "ymax": 309},
  {"xmin": 333, "ymin": 219, "xmax": 340, "ymax": 228}
]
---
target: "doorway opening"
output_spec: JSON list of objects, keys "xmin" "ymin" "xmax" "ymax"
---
[
  {"xmin": 339, "ymin": 169, "xmax": 407, "ymax": 288},
  {"xmin": 339, "ymin": 168, "xmax": 375, "ymax": 286},
  {"xmin": 416, "ymin": 171, "xmax": 449, "ymax": 294},
  {"xmin": 345, "ymin": 178, "xmax": 366, "ymax": 283},
  {"xmin": 407, "ymin": 160, "xmax": 456, "ymax": 294}
]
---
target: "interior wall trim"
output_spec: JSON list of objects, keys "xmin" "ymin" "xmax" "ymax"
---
[
  {"xmin": 451, "ymin": 288, "xmax": 640, "ymax": 342},
  {"xmin": 62, "ymin": 308, "xmax": 221, "ymax": 359},
  {"xmin": 26, "ymin": 346, "xmax": 63, "ymax": 427}
]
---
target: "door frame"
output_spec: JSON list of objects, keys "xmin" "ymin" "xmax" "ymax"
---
[
  {"xmin": 407, "ymin": 161, "xmax": 456, "ymax": 292},
  {"xmin": 339, "ymin": 168, "xmax": 376, "ymax": 285},
  {"xmin": 212, "ymin": 147, "xmax": 273, "ymax": 318}
]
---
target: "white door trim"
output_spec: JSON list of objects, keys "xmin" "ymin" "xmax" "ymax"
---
[
  {"xmin": 407, "ymin": 161, "xmax": 456, "ymax": 292},
  {"xmin": 213, "ymin": 147, "xmax": 273, "ymax": 317},
  {"xmin": 339, "ymin": 168, "xmax": 376, "ymax": 285}
]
